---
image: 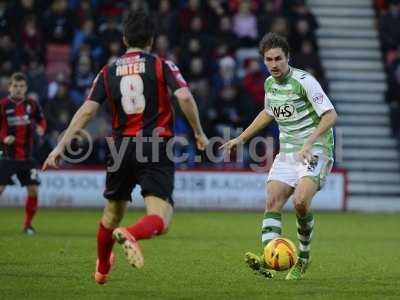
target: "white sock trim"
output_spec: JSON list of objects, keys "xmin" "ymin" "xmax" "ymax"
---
[
  {"xmin": 262, "ymin": 218, "xmax": 282, "ymax": 229},
  {"xmin": 262, "ymin": 232, "xmax": 280, "ymax": 243}
]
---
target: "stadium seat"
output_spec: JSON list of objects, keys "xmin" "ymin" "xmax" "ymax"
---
[{"xmin": 45, "ymin": 44, "xmax": 71, "ymax": 81}]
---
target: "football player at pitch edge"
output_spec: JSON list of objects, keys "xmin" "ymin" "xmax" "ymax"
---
[
  {"xmin": 0, "ymin": 72, "xmax": 47, "ymax": 235},
  {"xmin": 221, "ymin": 33, "xmax": 337, "ymax": 280}
]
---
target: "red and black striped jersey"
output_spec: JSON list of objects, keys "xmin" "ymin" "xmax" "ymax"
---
[
  {"xmin": 0, "ymin": 97, "xmax": 47, "ymax": 161},
  {"xmin": 86, "ymin": 51, "xmax": 188, "ymax": 138}
]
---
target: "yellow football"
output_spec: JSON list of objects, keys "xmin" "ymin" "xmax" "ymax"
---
[{"xmin": 264, "ymin": 237, "xmax": 297, "ymax": 271}]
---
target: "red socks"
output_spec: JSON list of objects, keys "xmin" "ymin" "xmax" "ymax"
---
[
  {"xmin": 97, "ymin": 222, "xmax": 115, "ymax": 274},
  {"xmin": 24, "ymin": 196, "xmax": 38, "ymax": 228},
  {"xmin": 126, "ymin": 215, "xmax": 164, "ymax": 241},
  {"xmin": 96, "ymin": 215, "xmax": 164, "ymax": 273}
]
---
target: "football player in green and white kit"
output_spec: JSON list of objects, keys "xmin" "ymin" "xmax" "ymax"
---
[{"xmin": 221, "ymin": 33, "xmax": 337, "ymax": 280}]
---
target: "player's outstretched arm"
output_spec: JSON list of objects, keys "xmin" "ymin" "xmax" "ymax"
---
[
  {"xmin": 42, "ymin": 100, "xmax": 100, "ymax": 170},
  {"xmin": 299, "ymin": 109, "xmax": 337, "ymax": 162},
  {"xmin": 175, "ymin": 87, "xmax": 209, "ymax": 151},
  {"xmin": 220, "ymin": 110, "xmax": 274, "ymax": 152}
]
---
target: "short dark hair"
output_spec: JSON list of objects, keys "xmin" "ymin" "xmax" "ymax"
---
[
  {"xmin": 259, "ymin": 33, "xmax": 290, "ymax": 57},
  {"xmin": 123, "ymin": 10, "xmax": 156, "ymax": 49},
  {"xmin": 10, "ymin": 72, "xmax": 27, "ymax": 83}
]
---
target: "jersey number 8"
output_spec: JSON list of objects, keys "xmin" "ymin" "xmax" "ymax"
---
[{"xmin": 120, "ymin": 75, "xmax": 146, "ymax": 114}]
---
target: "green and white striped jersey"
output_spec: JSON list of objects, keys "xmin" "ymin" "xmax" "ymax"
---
[{"xmin": 264, "ymin": 67, "xmax": 335, "ymax": 157}]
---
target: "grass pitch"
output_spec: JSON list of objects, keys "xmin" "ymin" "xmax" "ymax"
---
[{"xmin": 0, "ymin": 209, "xmax": 399, "ymax": 300}]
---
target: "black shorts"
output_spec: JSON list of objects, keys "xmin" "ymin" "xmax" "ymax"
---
[
  {"xmin": 103, "ymin": 139, "xmax": 175, "ymax": 206},
  {"xmin": 0, "ymin": 159, "xmax": 40, "ymax": 186}
]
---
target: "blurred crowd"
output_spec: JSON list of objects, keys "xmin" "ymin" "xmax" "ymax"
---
[
  {"xmin": 376, "ymin": 0, "xmax": 400, "ymax": 138},
  {"xmin": 0, "ymin": 0, "xmax": 325, "ymax": 168}
]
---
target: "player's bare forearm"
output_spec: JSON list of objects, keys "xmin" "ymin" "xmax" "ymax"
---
[
  {"xmin": 175, "ymin": 87, "xmax": 209, "ymax": 150},
  {"xmin": 239, "ymin": 110, "xmax": 274, "ymax": 143},
  {"xmin": 305, "ymin": 109, "xmax": 337, "ymax": 146},
  {"xmin": 176, "ymin": 88, "xmax": 205, "ymax": 135},
  {"xmin": 57, "ymin": 100, "xmax": 99, "ymax": 149}
]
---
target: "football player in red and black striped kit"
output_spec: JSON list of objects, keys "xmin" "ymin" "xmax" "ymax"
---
[
  {"xmin": 0, "ymin": 72, "xmax": 47, "ymax": 235},
  {"xmin": 43, "ymin": 10, "xmax": 209, "ymax": 284}
]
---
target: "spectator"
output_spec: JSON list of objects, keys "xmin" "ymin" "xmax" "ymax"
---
[
  {"xmin": 0, "ymin": 75, "xmax": 8, "ymax": 97},
  {"xmin": 270, "ymin": 17, "xmax": 290, "ymax": 37},
  {"xmin": 228, "ymin": 0, "xmax": 262, "ymax": 12},
  {"xmin": 387, "ymin": 46, "xmax": 400, "ymax": 98},
  {"xmin": 291, "ymin": 39, "xmax": 327, "ymax": 91},
  {"xmin": 74, "ymin": 0, "xmax": 97, "ymax": 26},
  {"xmin": 375, "ymin": 0, "xmax": 389, "ymax": 14},
  {"xmin": 0, "ymin": 34, "xmax": 20, "ymax": 73},
  {"xmin": 44, "ymin": 79, "xmax": 77, "ymax": 133},
  {"xmin": 214, "ymin": 15, "xmax": 238, "ymax": 54},
  {"xmin": 26, "ymin": 59, "xmax": 48, "ymax": 104},
  {"xmin": 178, "ymin": 0, "xmax": 204, "ymax": 34},
  {"xmin": 187, "ymin": 57, "xmax": 210, "ymax": 111},
  {"xmin": 47, "ymin": 72, "xmax": 69, "ymax": 101},
  {"xmin": 102, "ymin": 38, "xmax": 124, "ymax": 65},
  {"xmin": 71, "ymin": 55, "xmax": 95, "ymax": 105},
  {"xmin": 72, "ymin": 19, "xmax": 102, "ymax": 61},
  {"xmin": 257, "ymin": 0, "xmax": 280, "ymax": 38},
  {"xmin": 287, "ymin": 0, "xmax": 318, "ymax": 34},
  {"xmin": 290, "ymin": 18, "xmax": 318, "ymax": 52},
  {"xmin": 242, "ymin": 58, "xmax": 265, "ymax": 111},
  {"xmin": 98, "ymin": 16, "xmax": 123, "ymax": 50},
  {"xmin": 153, "ymin": 34, "xmax": 175, "ymax": 61},
  {"xmin": 97, "ymin": 0, "xmax": 126, "ymax": 17},
  {"xmin": 379, "ymin": 1, "xmax": 400, "ymax": 52},
  {"xmin": 43, "ymin": 0, "xmax": 76, "ymax": 44},
  {"xmin": 0, "ymin": 0, "xmax": 12, "ymax": 34},
  {"xmin": 205, "ymin": 0, "xmax": 226, "ymax": 35},
  {"xmin": 155, "ymin": 0, "xmax": 178, "ymax": 44},
  {"xmin": 232, "ymin": 0, "xmax": 258, "ymax": 47},
  {"xmin": 386, "ymin": 46, "xmax": 400, "ymax": 136},
  {"xmin": 180, "ymin": 35, "xmax": 207, "ymax": 75},
  {"xmin": 6, "ymin": 0, "xmax": 39, "ymax": 36},
  {"xmin": 184, "ymin": 15, "xmax": 213, "ymax": 51},
  {"xmin": 128, "ymin": 0, "xmax": 150, "ymax": 13},
  {"xmin": 20, "ymin": 15, "xmax": 43, "ymax": 61},
  {"xmin": 212, "ymin": 83, "xmax": 254, "ymax": 141},
  {"xmin": 211, "ymin": 56, "xmax": 240, "ymax": 98}
]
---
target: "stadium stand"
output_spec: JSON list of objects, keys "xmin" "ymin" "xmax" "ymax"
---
[
  {"xmin": 308, "ymin": 0, "xmax": 400, "ymax": 210},
  {"xmin": 1, "ymin": 0, "xmax": 323, "ymax": 168}
]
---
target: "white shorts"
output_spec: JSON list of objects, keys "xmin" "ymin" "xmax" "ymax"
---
[{"xmin": 267, "ymin": 151, "xmax": 333, "ymax": 189}]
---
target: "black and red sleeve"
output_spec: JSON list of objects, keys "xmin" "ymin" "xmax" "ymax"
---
[
  {"xmin": 86, "ymin": 67, "xmax": 108, "ymax": 104},
  {"xmin": 162, "ymin": 60, "xmax": 188, "ymax": 92},
  {"xmin": 32, "ymin": 100, "xmax": 47, "ymax": 131}
]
